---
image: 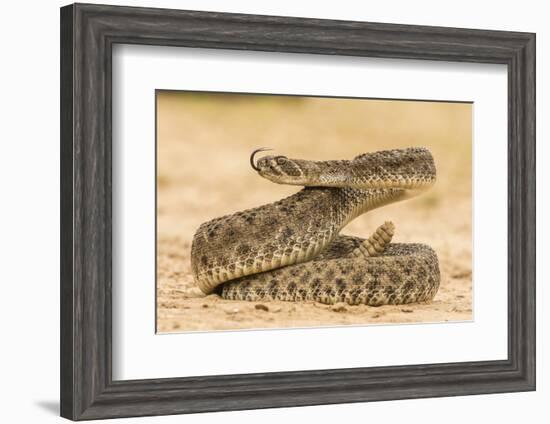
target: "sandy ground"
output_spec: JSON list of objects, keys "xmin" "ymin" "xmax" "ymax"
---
[{"xmin": 156, "ymin": 92, "xmax": 472, "ymax": 333}]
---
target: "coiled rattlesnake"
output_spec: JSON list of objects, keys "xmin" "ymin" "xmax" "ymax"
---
[{"xmin": 191, "ymin": 147, "xmax": 440, "ymax": 306}]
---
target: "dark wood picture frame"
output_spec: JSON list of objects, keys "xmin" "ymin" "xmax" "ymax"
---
[{"xmin": 60, "ymin": 3, "xmax": 536, "ymax": 421}]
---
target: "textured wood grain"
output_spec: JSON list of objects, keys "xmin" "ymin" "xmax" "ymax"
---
[
  {"xmin": 60, "ymin": 4, "xmax": 74, "ymax": 419},
  {"xmin": 60, "ymin": 3, "xmax": 536, "ymax": 421}
]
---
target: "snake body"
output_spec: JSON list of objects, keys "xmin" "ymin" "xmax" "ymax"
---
[{"xmin": 191, "ymin": 147, "xmax": 440, "ymax": 306}]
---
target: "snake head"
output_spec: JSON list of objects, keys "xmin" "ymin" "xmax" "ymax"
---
[{"xmin": 250, "ymin": 149, "xmax": 313, "ymax": 185}]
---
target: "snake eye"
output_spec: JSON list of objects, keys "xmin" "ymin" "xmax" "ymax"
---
[{"xmin": 275, "ymin": 156, "xmax": 288, "ymax": 165}]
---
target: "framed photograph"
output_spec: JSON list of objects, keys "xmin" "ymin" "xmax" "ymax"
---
[
  {"xmin": 60, "ymin": 3, "xmax": 535, "ymax": 420},
  {"xmin": 155, "ymin": 90, "xmax": 471, "ymax": 333}
]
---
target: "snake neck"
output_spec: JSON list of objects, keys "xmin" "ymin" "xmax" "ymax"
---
[
  {"xmin": 280, "ymin": 187, "xmax": 415, "ymax": 261},
  {"xmin": 336, "ymin": 187, "xmax": 411, "ymax": 229}
]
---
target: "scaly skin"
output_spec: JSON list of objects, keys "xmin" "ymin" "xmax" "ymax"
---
[{"xmin": 191, "ymin": 147, "xmax": 440, "ymax": 305}]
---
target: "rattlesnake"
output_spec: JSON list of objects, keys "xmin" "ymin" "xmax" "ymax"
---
[{"xmin": 191, "ymin": 147, "xmax": 440, "ymax": 306}]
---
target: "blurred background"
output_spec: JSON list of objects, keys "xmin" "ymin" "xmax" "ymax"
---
[{"xmin": 156, "ymin": 90, "xmax": 472, "ymax": 332}]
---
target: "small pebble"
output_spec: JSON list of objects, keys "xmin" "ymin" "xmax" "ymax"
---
[
  {"xmin": 201, "ymin": 304, "xmax": 209, "ymax": 309},
  {"xmin": 206, "ymin": 293, "xmax": 221, "ymax": 301},
  {"xmin": 331, "ymin": 303, "xmax": 348, "ymax": 313},
  {"xmin": 451, "ymin": 270, "xmax": 472, "ymax": 279},
  {"xmin": 401, "ymin": 308, "xmax": 414, "ymax": 313},
  {"xmin": 255, "ymin": 304, "xmax": 269, "ymax": 312}
]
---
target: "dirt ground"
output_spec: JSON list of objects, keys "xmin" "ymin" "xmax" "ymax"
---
[{"xmin": 156, "ymin": 91, "xmax": 472, "ymax": 333}]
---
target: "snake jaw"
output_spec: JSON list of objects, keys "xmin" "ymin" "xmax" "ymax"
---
[{"xmin": 254, "ymin": 156, "xmax": 313, "ymax": 186}]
